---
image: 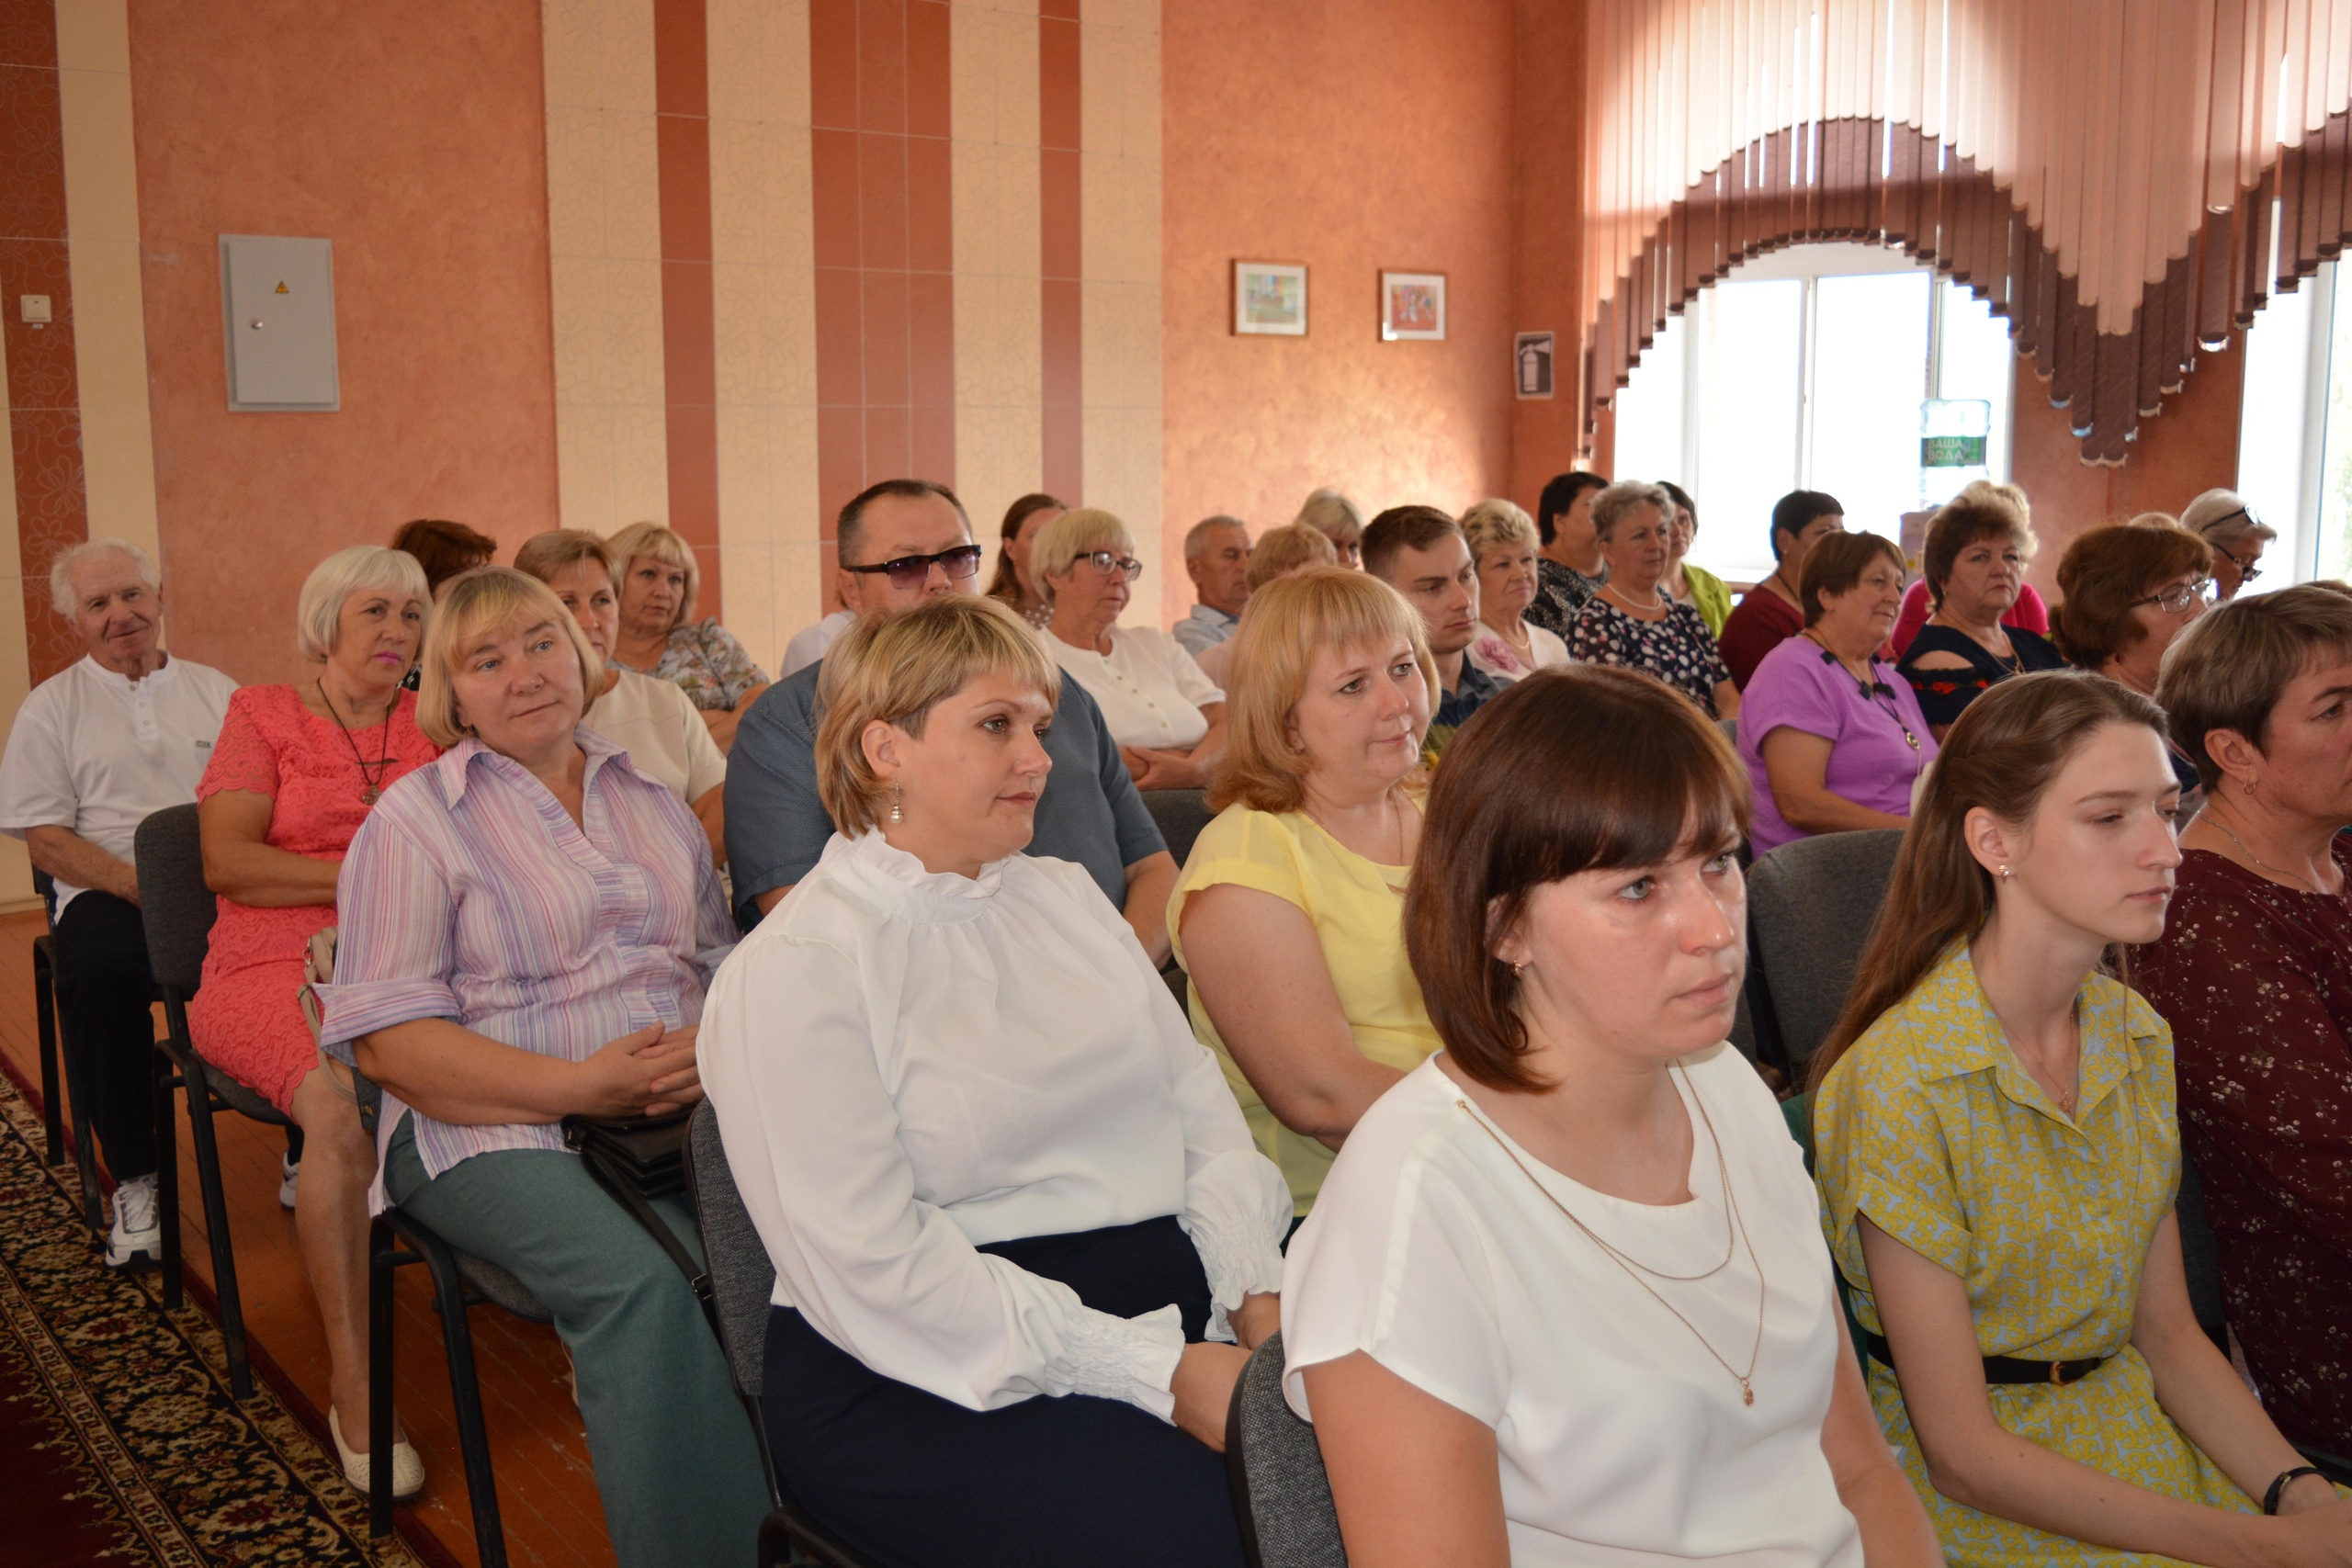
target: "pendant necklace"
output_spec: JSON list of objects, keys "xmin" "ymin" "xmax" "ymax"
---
[{"xmin": 320, "ymin": 682, "xmax": 395, "ymax": 805}]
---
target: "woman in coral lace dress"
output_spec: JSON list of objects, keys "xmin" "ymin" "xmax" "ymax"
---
[{"xmin": 189, "ymin": 547, "xmax": 441, "ymax": 1498}]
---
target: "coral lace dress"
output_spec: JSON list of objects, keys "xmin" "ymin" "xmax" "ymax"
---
[{"xmin": 188, "ymin": 684, "xmax": 440, "ymax": 1111}]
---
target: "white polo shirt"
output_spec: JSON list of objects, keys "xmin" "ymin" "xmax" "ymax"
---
[
  {"xmin": 584, "ymin": 667, "xmax": 726, "ymax": 807},
  {"xmin": 0, "ymin": 654, "xmax": 239, "ymax": 915},
  {"xmin": 1047, "ymin": 626, "xmax": 1224, "ymax": 751},
  {"xmin": 779, "ymin": 609, "xmax": 855, "ymax": 678}
]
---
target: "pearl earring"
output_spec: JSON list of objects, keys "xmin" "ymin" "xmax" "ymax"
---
[
  {"xmin": 890, "ymin": 784, "xmax": 903, "ymax": 824},
  {"xmin": 1511, "ymin": 962, "xmax": 1526, "ymax": 979},
  {"xmin": 1996, "ymin": 865, "xmax": 2013, "ymax": 879}
]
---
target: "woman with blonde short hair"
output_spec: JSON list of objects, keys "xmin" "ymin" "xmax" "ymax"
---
[
  {"xmin": 605, "ymin": 521, "xmax": 771, "ymax": 752},
  {"xmin": 1193, "ymin": 523, "xmax": 1337, "ymax": 688},
  {"xmin": 1037, "ymin": 507, "xmax": 1229, "ymax": 788},
  {"xmin": 699, "ymin": 593, "xmax": 1289, "ymax": 1568},
  {"xmin": 317, "ymin": 568, "xmax": 766, "ymax": 1567},
  {"xmin": 515, "ymin": 529, "xmax": 726, "ymax": 863},
  {"xmin": 1460, "ymin": 498, "xmax": 1571, "ymax": 683},
  {"xmin": 1170, "ymin": 568, "xmax": 1444, "ymax": 1215},
  {"xmin": 192, "ymin": 544, "xmax": 439, "ymax": 1496},
  {"xmin": 1294, "ymin": 488, "xmax": 1366, "ymax": 570}
]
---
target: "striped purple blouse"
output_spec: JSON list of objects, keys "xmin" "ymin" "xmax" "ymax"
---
[{"xmin": 316, "ymin": 730, "xmax": 735, "ymax": 1185}]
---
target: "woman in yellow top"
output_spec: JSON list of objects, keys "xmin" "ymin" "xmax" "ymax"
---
[
  {"xmin": 1811, "ymin": 671, "xmax": 2351, "ymax": 1568},
  {"xmin": 1170, "ymin": 569, "xmax": 1443, "ymax": 1214}
]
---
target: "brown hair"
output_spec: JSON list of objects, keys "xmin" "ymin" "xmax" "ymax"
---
[
  {"xmin": 392, "ymin": 518, "xmax": 497, "ymax": 594},
  {"xmin": 513, "ymin": 528, "xmax": 617, "ymax": 586},
  {"xmin": 1361, "ymin": 505, "xmax": 1462, "ymax": 581},
  {"xmin": 812, "ymin": 595, "xmax": 1061, "ymax": 834},
  {"xmin": 1210, "ymin": 569, "xmax": 1436, "ymax": 815},
  {"xmin": 2051, "ymin": 524, "xmax": 2213, "ymax": 670},
  {"xmin": 1405, "ymin": 666, "xmax": 1750, "ymax": 1094},
  {"xmin": 1800, "ymin": 532, "xmax": 1907, "ymax": 626},
  {"xmin": 984, "ymin": 491, "xmax": 1064, "ymax": 604},
  {"xmin": 2156, "ymin": 583, "xmax": 2352, "ymax": 792},
  {"xmin": 1244, "ymin": 523, "xmax": 1338, "ymax": 591},
  {"xmin": 1806, "ymin": 671, "xmax": 2167, "ymax": 1093},
  {"xmin": 1920, "ymin": 496, "xmax": 2033, "ymax": 608}
]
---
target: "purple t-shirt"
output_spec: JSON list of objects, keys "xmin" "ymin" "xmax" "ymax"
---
[{"xmin": 1738, "ymin": 633, "xmax": 1939, "ymax": 856}]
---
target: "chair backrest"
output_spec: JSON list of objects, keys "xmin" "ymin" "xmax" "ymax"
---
[
  {"xmin": 133, "ymin": 803, "xmax": 217, "ymax": 994},
  {"xmin": 1143, "ymin": 788, "xmax": 1215, "ymax": 869},
  {"xmin": 2173, "ymin": 1146, "xmax": 2228, "ymax": 1348},
  {"xmin": 1747, "ymin": 829, "xmax": 1904, "ymax": 1069},
  {"xmin": 1226, "ymin": 1331, "xmax": 1347, "ymax": 1568},
  {"xmin": 685, "ymin": 1100, "xmax": 775, "ymax": 1402}
]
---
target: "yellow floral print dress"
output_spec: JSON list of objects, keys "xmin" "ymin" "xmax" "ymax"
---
[{"xmin": 1814, "ymin": 945, "xmax": 2256, "ymax": 1567}]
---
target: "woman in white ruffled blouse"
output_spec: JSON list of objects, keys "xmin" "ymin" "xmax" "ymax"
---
[{"xmin": 697, "ymin": 594, "xmax": 1292, "ymax": 1568}]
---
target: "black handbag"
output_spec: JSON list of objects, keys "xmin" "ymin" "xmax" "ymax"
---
[{"xmin": 562, "ymin": 1111, "xmax": 716, "ymax": 1332}]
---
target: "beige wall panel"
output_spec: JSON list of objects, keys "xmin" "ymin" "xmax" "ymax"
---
[
  {"xmin": 57, "ymin": 0, "xmax": 159, "ymax": 568},
  {"xmin": 1079, "ymin": 2, "xmax": 1162, "ymax": 621},
  {"xmin": 0, "ymin": 287, "xmax": 32, "ymax": 908}
]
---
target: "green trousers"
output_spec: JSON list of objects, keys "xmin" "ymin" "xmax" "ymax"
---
[{"xmin": 386, "ymin": 1117, "xmax": 769, "ymax": 1568}]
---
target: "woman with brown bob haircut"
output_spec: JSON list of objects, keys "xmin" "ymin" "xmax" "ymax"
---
[
  {"xmin": 1170, "ymin": 567, "xmax": 1442, "ymax": 1216},
  {"xmin": 1282, "ymin": 666, "xmax": 1939, "ymax": 1568},
  {"xmin": 2053, "ymin": 522, "xmax": 2216, "ymax": 806}
]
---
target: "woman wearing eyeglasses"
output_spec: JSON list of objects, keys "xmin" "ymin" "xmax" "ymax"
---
[
  {"xmin": 2180, "ymin": 490, "xmax": 2278, "ymax": 604},
  {"xmin": 2053, "ymin": 524, "xmax": 2216, "ymax": 811},
  {"xmin": 1038, "ymin": 508, "xmax": 1229, "ymax": 791}
]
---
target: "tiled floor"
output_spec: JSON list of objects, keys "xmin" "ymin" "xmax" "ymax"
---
[{"xmin": 0, "ymin": 910, "xmax": 617, "ymax": 1568}]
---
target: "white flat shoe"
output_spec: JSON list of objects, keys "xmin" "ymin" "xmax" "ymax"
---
[{"xmin": 329, "ymin": 1406, "xmax": 424, "ymax": 1500}]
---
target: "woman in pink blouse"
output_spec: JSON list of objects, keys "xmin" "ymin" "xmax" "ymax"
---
[{"xmin": 315, "ymin": 569, "xmax": 765, "ymax": 1568}]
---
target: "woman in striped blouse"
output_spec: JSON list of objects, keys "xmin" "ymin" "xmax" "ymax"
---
[{"xmin": 316, "ymin": 569, "xmax": 765, "ymax": 1568}]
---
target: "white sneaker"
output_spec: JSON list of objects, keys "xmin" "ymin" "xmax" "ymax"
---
[
  {"xmin": 278, "ymin": 1156, "xmax": 300, "ymax": 1210},
  {"xmin": 106, "ymin": 1173, "xmax": 161, "ymax": 1268},
  {"xmin": 329, "ymin": 1406, "xmax": 425, "ymax": 1501}
]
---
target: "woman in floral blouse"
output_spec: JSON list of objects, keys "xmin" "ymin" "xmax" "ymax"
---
[
  {"xmin": 606, "ymin": 521, "xmax": 770, "ymax": 753},
  {"xmin": 1566, "ymin": 481, "xmax": 1737, "ymax": 718}
]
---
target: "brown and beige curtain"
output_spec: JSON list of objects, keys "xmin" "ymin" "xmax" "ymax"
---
[{"xmin": 1581, "ymin": 0, "xmax": 2352, "ymax": 464}]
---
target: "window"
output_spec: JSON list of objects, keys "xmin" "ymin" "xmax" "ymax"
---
[
  {"xmin": 1611, "ymin": 242, "xmax": 2017, "ymax": 583},
  {"xmin": 2236, "ymin": 259, "xmax": 2347, "ymax": 587}
]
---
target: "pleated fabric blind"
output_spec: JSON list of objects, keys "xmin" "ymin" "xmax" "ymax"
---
[{"xmin": 1580, "ymin": 0, "xmax": 2352, "ymax": 465}]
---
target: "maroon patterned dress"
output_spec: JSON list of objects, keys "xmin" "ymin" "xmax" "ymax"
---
[{"xmin": 2132, "ymin": 843, "xmax": 2352, "ymax": 1458}]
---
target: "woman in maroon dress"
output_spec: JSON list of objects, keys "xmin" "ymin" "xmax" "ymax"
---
[
  {"xmin": 2136, "ymin": 583, "xmax": 2352, "ymax": 1474},
  {"xmin": 190, "ymin": 546, "xmax": 441, "ymax": 1496}
]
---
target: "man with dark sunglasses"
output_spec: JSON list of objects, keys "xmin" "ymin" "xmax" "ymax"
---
[{"xmin": 725, "ymin": 479, "xmax": 1179, "ymax": 960}]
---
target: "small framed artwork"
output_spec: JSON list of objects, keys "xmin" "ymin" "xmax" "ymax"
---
[
  {"xmin": 1235, "ymin": 262, "xmax": 1307, "ymax": 335},
  {"xmin": 1381, "ymin": 271, "xmax": 1447, "ymax": 341}
]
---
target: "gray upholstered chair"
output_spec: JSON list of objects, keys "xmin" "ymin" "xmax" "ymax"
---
[
  {"xmin": 684, "ymin": 1100, "xmax": 876, "ymax": 1568},
  {"xmin": 136, "ymin": 801, "xmax": 292, "ymax": 1399},
  {"xmin": 1143, "ymin": 787, "xmax": 1216, "ymax": 869},
  {"xmin": 1745, "ymin": 829, "xmax": 1905, "ymax": 1074},
  {"xmin": 1226, "ymin": 1330, "xmax": 1347, "ymax": 1568}
]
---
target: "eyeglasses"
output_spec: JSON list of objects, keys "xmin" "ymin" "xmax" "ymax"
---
[
  {"xmin": 1077, "ymin": 550, "xmax": 1145, "ymax": 582},
  {"xmin": 842, "ymin": 544, "xmax": 984, "ymax": 589},
  {"xmin": 2211, "ymin": 540, "xmax": 2262, "ymax": 586},
  {"xmin": 2132, "ymin": 578, "xmax": 2214, "ymax": 615}
]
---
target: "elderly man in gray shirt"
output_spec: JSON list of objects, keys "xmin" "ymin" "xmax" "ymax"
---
[{"xmin": 726, "ymin": 479, "xmax": 1176, "ymax": 957}]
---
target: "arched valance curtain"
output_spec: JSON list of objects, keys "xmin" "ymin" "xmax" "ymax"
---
[{"xmin": 1581, "ymin": 0, "xmax": 2352, "ymax": 465}]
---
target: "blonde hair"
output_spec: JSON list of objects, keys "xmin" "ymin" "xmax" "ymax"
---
[
  {"xmin": 1030, "ymin": 507, "xmax": 1135, "ymax": 593},
  {"xmin": 1293, "ymin": 488, "xmax": 1364, "ymax": 546},
  {"xmin": 606, "ymin": 521, "xmax": 701, "ymax": 628},
  {"xmin": 813, "ymin": 595, "xmax": 1063, "ymax": 834},
  {"xmin": 1211, "ymin": 568, "xmax": 1437, "ymax": 814},
  {"xmin": 416, "ymin": 568, "xmax": 603, "ymax": 748},
  {"xmin": 296, "ymin": 546, "xmax": 429, "ymax": 662},
  {"xmin": 514, "ymin": 528, "xmax": 618, "ymax": 586},
  {"xmin": 1458, "ymin": 498, "xmax": 1537, "ymax": 561},
  {"xmin": 1245, "ymin": 524, "xmax": 1338, "ymax": 591}
]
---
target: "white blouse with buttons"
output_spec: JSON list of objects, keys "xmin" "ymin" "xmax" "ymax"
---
[{"xmin": 1047, "ymin": 626, "xmax": 1224, "ymax": 750}]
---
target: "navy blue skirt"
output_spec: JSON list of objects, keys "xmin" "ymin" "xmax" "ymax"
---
[{"xmin": 761, "ymin": 1214, "xmax": 1244, "ymax": 1568}]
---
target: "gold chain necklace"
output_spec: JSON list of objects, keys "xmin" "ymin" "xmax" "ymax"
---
[
  {"xmin": 1459, "ymin": 1062, "xmax": 1768, "ymax": 1405},
  {"xmin": 2205, "ymin": 811, "xmax": 2335, "ymax": 897}
]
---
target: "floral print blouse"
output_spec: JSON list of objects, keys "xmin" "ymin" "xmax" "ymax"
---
[
  {"xmin": 1566, "ymin": 594, "xmax": 1731, "ymax": 716},
  {"xmin": 617, "ymin": 617, "xmax": 770, "ymax": 712},
  {"xmin": 1521, "ymin": 557, "xmax": 1606, "ymax": 641}
]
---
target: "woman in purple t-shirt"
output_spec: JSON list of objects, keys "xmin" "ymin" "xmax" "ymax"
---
[{"xmin": 1738, "ymin": 533, "xmax": 1938, "ymax": 856}]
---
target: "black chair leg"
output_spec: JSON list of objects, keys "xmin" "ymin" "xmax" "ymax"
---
[
  {"xmin": 52, "ymin": 988, "xmax": 105, "ymax": 1234},
  {"xmin": 419, "ymin": 1235, "xmax": 510, "ymax": 1568},
  {"xmin": 34, "ymin": 941, "xmax": 61, "ymax": 1166},
  {"xmin": 153, "ymin": 1047, "xmax": 182, "ymax": 1307},
  {"xmin": 177, "ymin": 1049, "xmax": 254, "ymax": 1400},
  {"xmin": 368, "ymin": 1218, "xmax": 399, "ymax": 1541}
]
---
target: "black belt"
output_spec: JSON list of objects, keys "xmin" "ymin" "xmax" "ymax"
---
[{"xmin": 1860, "ymin": 1326, "xmax": 2106, "ymax": 1385}]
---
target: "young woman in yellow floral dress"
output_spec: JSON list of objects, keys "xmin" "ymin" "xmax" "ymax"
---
[{"xmin": 1810, "ymin": 671, "xmax": 2352, "ymax": 1567}]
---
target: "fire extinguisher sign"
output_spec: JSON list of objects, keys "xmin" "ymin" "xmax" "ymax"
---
[{"xmin": 1514, "ymin": 333, "xmax": 1555, "ymax": 400}]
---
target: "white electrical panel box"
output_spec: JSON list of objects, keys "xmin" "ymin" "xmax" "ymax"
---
[{"xmin": 220, "ymin": 235, "xmax": 339, "ymax": 412}]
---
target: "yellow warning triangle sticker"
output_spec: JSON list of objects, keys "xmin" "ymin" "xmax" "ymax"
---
[{"xmin": 275, "ymin": 281, "xmax": 288, "ymax": 293}]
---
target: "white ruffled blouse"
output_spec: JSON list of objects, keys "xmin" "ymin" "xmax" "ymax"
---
[{"xmin": 697, "ymin": 829, "xmax": 1292, "ymax": 1421}]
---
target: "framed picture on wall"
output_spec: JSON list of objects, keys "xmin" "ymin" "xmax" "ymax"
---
[
  {"xmin": 1235, "ymin": 262, "xmax": 1307, "ymax": 335},
  {"xmin": 1381, "ymin": 271, "xmax": 1447, "ymax": 341}
]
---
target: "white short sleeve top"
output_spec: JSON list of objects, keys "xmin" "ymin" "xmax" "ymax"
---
[
  {"xmin": 1283, "ymin": 1046, "xmax": 1862, "ymax": 1568},
  {"xmin": 697, "ymin": 830, "xmax": 1292, "ymax": 1421},
  {"xmin": 1049, "ymin": 626, "xmax": 1224, "ymax": 750},
  {"xmin": 585, "ymin": 668, "xmax": 726, "ymax": 807}
]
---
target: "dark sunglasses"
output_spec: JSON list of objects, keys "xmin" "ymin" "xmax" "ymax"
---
[{"xmin": 842, "ymin": 544, "xmax": 984, "ymax": 589}]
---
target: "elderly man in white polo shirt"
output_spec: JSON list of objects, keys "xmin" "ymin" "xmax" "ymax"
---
[
  {"xmin": 1172, "ymin": 514, "xmax": 1252, "ymax": 659},
  {"xmin": 0, "ymin": 538, "xmax": 237, "ymax": 1266}
]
